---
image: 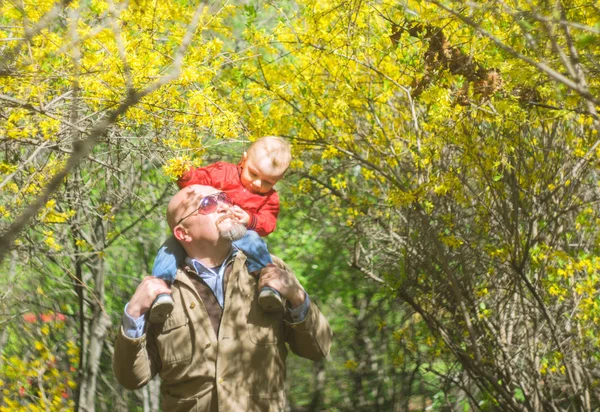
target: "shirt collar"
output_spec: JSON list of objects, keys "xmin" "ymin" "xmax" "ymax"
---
[{"xmin": 185, "ymin": 248, "xmax": 238, "ymax": 275}]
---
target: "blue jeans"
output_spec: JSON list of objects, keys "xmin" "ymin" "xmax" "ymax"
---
[{"xmin": 152, "ymin": 230, "xmax": 273, "ymax": 282}]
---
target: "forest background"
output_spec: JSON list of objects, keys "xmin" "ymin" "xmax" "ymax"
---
[{"xmin": 1, "ymin": 0, "xmax": 599, "ymax": 410}]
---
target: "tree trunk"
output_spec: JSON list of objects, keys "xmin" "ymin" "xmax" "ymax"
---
[
  {"xmin": 78, "ymin": 308, "xmax": 111, "ymax": 411},
  {"xmin": 309, "ymin": 359, "xmax": 326, "ymax": 411},
  {"xmin": 78, "ymin": 214, "xmax": 110, "ymax": 411}
]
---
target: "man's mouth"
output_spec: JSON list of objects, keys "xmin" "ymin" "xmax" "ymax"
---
[{"xmin": 216, "ymin": 213, "xmax": 238, "ymax": 225}]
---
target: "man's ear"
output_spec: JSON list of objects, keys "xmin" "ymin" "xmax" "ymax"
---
[{"xmin": 173, "ymin": 226, "xmax": 191, "ymax": 243}]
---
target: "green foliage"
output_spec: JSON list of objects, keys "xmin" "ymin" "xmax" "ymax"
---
[{"xmin": 2, "ymin": 0, "xmax": 600, "ymax": 409}]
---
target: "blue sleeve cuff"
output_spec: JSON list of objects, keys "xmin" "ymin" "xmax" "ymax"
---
[
  {"xmin": 288, "ymin": 292, "xmax": 310, "ymax": 323},
  {"xmin": 122, "ymin": 302, "xmax": 146, "ymax": 339}
]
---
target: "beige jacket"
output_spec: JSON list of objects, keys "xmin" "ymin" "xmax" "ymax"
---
[{"xmin": 113, "ymin": 254, "xmax": 332, "ymax": 411}]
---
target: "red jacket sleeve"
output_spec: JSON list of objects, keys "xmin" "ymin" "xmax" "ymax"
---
[
  {"xmin": 177, "ymin": 162, "xmax": 233, "ymax": 189},
  {"xmin": 246, "ymin": 191, "xmax": 279, "ymax": 237}
]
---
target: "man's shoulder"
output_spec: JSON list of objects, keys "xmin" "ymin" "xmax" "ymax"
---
[
  {"xmin": 270, "ymin": 255, "xmax": 292, "ymax": 272},
  {"xmin": 174, "ymin": 265, "xmax": 195, "ymax": 286},
  {"xmin": 229, "ymin": 252, "xmax": 290, "ymax": 273}
]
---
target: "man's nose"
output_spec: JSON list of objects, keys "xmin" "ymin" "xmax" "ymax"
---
[
  {"xmin": 216, "ymin": 200, "xmax": 231, "ymax": 212},
  {"xmin": 253, "ymin": 179, "xmax": 262, "ymax": 187}
]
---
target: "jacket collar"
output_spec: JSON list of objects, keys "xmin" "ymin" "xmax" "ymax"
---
[
  {"xmin": 184, "ymin": 248, "xmax": 237, "ymax": 276},
  {"xmin": 175, "ymin": 251, "xmax": 246, "ymax": 295}
]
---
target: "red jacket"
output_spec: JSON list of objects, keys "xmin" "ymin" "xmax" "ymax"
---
[{"xmin": 177, "ymin": 162, "xmax": 279, "ymax": 236}]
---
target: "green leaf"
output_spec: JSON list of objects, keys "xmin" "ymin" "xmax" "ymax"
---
[
  {"xmin": 514, "ymin": 388, "xmax": 525, "ymax": 402},
  {"xmin": 576, "ymin": 34, "xmax": 597, "ymax": 47}
]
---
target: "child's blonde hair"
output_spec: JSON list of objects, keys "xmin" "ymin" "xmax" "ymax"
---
[{"xmin": 247, "ymin": 136, "xmax": 292, "ymax": 174}]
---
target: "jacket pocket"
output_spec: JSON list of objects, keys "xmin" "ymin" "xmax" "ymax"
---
[
  {"xmin": 248, "ymin": 305, "xmax": 283, "ymax": 345},
  {"xmin": 249, "ymin": 390, "xmax": 286, "ymax": 411},
  {"xmin": 155, "ymin": 310, "xmax": 193, "ymax": 364},
  {"xmin": 162, "ymin": 392, "xmax": 201, "ymax": 412}
]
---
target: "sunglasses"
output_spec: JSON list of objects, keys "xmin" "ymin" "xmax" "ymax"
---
[{"xmin": 176, "ymin": 192, "xmax": 232, "ymax": 226}]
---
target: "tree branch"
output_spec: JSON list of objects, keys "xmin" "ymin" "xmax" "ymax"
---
[
  {"xmin": 0, "ymin": 2, "xmax": 208, "ymax": 264},
  {"xmin": 426, "ymin": 0, "xmax": 600, "ymax": 108}
]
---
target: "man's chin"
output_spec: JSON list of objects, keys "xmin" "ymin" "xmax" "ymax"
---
[{"xmin": 218, "ymin": 220, "xmax": 247, "ymax": 241}]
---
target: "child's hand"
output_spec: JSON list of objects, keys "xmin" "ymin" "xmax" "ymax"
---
[{"xmin": 231, "ymin": 205, "xmax": 250, "ymax": 226}]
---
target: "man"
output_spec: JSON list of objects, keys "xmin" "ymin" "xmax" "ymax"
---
[{"xmin": 113, "ymin": 185, "xmax": 332, "ymax": 411}]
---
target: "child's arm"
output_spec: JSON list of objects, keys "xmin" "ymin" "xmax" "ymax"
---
[{"xmin": 245, "ymin": 191, "xmax": 279, "ymax": 237}]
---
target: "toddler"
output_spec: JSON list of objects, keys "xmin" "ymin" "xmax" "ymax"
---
[{"xmin": 149, "ymin": 136, "xmax": 292, "ymax": 322}]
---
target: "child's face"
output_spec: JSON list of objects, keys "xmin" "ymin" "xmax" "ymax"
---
[{"xmin": 239, "ymin": 152, "xmax": 285, "ymax": 195}]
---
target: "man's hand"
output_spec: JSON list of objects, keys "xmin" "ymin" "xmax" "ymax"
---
[
  {"xmin": 126, "ymin": 277, "xmax": 171, "ymax": 319},
  {"xmin": 231, "ymin": 205, "xmax": 250, "ymax": 226},
  {"xmin": 258, "ymin": 264, "xmax": 306, "ymax": 308}
]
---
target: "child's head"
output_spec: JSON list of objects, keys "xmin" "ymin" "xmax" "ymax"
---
[{"xmin": 239, "ymin": 136, "xmax": 291, "ymax": 194}]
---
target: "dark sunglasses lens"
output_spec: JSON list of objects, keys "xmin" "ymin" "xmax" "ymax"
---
[
  {"xmin": 218, "ymin": 192, "xmax": 231, "ymax": 204},
  {"xmin": 199, "ymin": 195, "xmax": 219, "ymax": 214}
]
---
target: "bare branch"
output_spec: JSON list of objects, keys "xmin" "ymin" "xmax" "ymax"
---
[
  {"xmin": 0, "ymin": 140, "xmax": 50, "ymax": 190},
  {"xmin": 425, "ymin": 0, "xmax": 600, "ymax": 108},
  {"xmin": 0, "ymin": 93, "xmax": 88, "ymax": 133},
  {"xmin": 0, "ymin": 2, "xmax": 210, "ymax": 264}
]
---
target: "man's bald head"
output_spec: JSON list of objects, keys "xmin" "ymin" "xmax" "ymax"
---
[{"xmin": 166, "ymin": 185, "xmax": 212, "ymax": 230}]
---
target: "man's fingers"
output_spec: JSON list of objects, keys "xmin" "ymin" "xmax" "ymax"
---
[
  {"xmin": 258, "ymin": 266, "xmax": 288, "ymax": 289},
  {"xmin": 258, "ymin": 266, "xmax": 277, "ymax": 281},
  {"xmin": 258, "ymin": 271, "xmax": 275, "ymax": 289},
  {"xmin": 137, "ymin": 277, "xmax": 171, "ymax": 302},
  {"xmin": 152, "ymin": 279, "xmax": 172, "ymax": 293},
  {"xmin": 128, "ymin": 277, "xmax": 172, "ymax": 318}
]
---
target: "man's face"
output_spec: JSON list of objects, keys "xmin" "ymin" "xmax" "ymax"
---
[
  {"xmin": 239, "ymin": 151, "xmax": 285, "ymax": 195},
  {"xmin": 174, "ymin": 185, "xmax": 247, "ymax": 242}
]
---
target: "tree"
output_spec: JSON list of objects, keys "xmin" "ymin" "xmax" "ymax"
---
[
  {"xmin": 2, "ymin": 0, "xmax": 599, "ymax": 410},
  {"xmin": 1, "ymin": 1, "xmax": 245, "ymax": 410},
  {"xmin": 274, "ymin": 195, "xmax": 450, "ymax": 411},
  {"xmin": 223, "ymin": 0, "xmax": 600, "ymax": 408},
  {"xmin": 0, "ymin": 0, "xmax": 239, "ymax": 262}
]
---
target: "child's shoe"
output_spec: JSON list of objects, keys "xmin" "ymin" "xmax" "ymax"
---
[
  {"xmin": 148, "ymin": 293, "xmax": 174, "ymax": 323},
  {"xmin": 258, "ymin": 287, "xmax": 284, "ymax": 313}
]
